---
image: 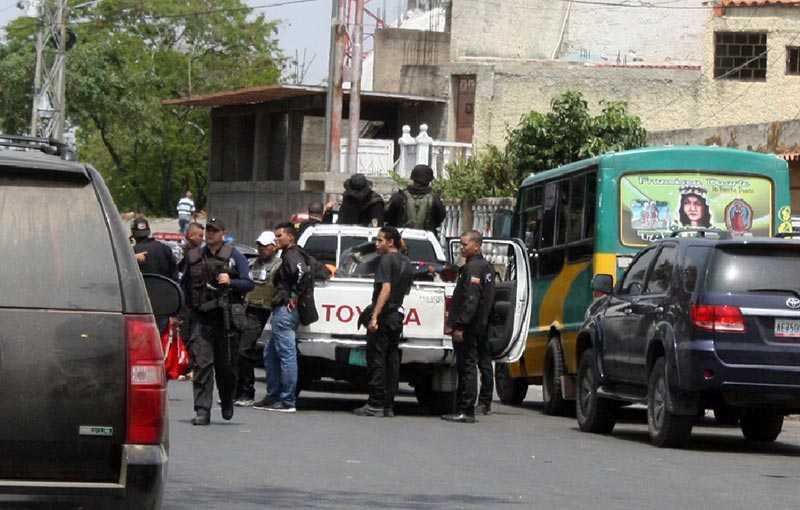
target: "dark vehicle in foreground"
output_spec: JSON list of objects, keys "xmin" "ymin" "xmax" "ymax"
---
[
  {"xmin": 576, "ymin": 234, "xmax": 800, "ymax": 448},
  {"xmin": 0, "ymin": 136, "xmax": 180, "ymax": 508}
]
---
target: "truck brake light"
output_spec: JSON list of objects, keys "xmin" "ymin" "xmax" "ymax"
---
[{"xmin": 126, "ymin": 315, "xmax": 166, "ymax": 445}]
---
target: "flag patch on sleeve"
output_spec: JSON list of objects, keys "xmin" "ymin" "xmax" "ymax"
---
[{"xmin": 469, "ymin": 276, "xmax": 481, "ymax": 285}]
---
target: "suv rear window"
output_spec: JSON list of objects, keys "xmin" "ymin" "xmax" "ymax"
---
[
  {"xmin": 0, "ymin": 177, "xmax": 121, "ymax": 311},
  {"xmin": 406, "ymin": 238, "xmax": 439, "ymax": 263},
  {"xmin": 707, "ymin": 245, "xmax": 800, "ymax": 293}
]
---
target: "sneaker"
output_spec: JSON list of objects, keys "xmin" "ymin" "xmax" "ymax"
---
[
  {"xmin": 234, "ymin": 398, "xmax": 255, "ymax": 407},
  {"xmin": 441, "ymin": 413, "xmax": 477, "ymax": 424},
  {"xmin": 477, "ymin": 403, "xmax": 492, "ymax": 415},
  {"xmin": 353, "ymin": 404, "xmax": 384, "ymax": 417},
  {"xmin": 253, "ymin": 397, "xmax": 278, "ymax": 410},
  {"xmin": 260, "ymin": 401, "xmax": 296, "ymax": 413}
]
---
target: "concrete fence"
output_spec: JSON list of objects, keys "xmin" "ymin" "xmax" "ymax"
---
[
  {"xmin": 440, "ymin": 197, "xmax": 516, "ymax": 242},
  {"xmin": 397, "ymin": 124, "xmax": 473, "ymax": 179}
]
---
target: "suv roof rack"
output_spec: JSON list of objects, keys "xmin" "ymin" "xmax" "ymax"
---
[
  {"xmin": 0, "ymin": 134, "xmax": 73, "ymax": 160},
  {"xmin": 669, "ymin": 227, "xmax": 731, "ymax": 240}
]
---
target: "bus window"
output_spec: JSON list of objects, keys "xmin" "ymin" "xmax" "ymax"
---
[
  {"xmin": 541, "ymin": 182, "xmax": 557, "ymax": 248},
  {"xmin": 567, "ymin": 175, "xmax": 585, "ymax": 243},
  {"xmin": 557, "ymin": 179, "xmax": 570, "ymax": 245},
  {"xmin": 521, "ymin": 186, "xmax": 543, "ymax": 250},
  {"xmin": 585, "ymin": 173, "xmax": 597, "ymax": 239}
]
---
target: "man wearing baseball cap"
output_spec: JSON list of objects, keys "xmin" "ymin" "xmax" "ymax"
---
[
  {"xmin": 131, "ymin": 217, "xmax": 178, "ymax": 334},
  {"xmin": 181, "ymin": 217, "xmax": 254, "ymax": 425},
  {"xmin": 236, "ymin": 231, "xmax": 282, "ymax": 407}
]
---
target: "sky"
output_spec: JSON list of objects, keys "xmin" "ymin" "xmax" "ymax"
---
[{"xmin": 0, "ymin": 0, "xmax": 409, "ymax": 85}]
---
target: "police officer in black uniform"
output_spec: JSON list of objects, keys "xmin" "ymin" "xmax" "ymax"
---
[
  {"xmin": 131, "ymin": 217, "xmax": 178, "ymax": 335},
  {"xmin": 353, "ymin": 226, "xmax": 413, "ymax": 418},
  {"xmin": 443, "ymin": 230, "xmax": 496, "ymax": 424},
  {"xmin": 181, "ymin": 218, "xmax": 254, "ymax": 426}
]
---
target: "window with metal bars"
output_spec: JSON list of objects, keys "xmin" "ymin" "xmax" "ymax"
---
[
  {"xmin": 787, "ymin": 46, "xmax": 800, "ymax": 75},
  {"xmin": 714, "ymin": 32, "xmax": 767, "ymax": 81}
]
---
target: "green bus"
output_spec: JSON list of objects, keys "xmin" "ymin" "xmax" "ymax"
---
[{"xmin": 496, "ymin": 146, "xmax": 793, "ymax": 414}]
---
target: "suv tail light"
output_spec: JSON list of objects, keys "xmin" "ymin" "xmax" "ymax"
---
[
  {"xmin": 690, "ymin": 304, "xmax": 746, "ymax": 333},
  {"xmin": 126, "ymin": 315, "xmax": 166, "ymax": 445}
]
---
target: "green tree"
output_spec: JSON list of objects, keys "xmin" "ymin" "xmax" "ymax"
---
[
  {"xmin": 0, "ymin": 0, "xmax": 283, "ymax": 215},
  {"xmin": 435, "ymin": 144, "xmax": 517, "ymax": 201},
  {"xmin": 506, "ymin": 90, "xmax": 646, "ymax": 185}
]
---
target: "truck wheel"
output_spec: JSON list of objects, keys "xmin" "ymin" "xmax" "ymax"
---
[
  {"xmin": 740, "ymin": 410, "xmax": 783, "ymax": 442},
  {"xmin": 494, "ymin": 362, "xmax": 528, "ymax": 405},
  {"xmin": 413, "ymin": 377, "xmax": 456, "ymax": 415},
  {"xmin": 576, "ymin": 348, "xmax": 616, "ymax": 434},
  {"xmin": 648, "ymin": 357, "xmax": 693, "ymax": 448},
  {"xmin": 542, "ymin": 339, "xmax": 569, "ymax": 416}
]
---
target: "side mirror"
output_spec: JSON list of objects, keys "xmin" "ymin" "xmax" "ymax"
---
[
  {"xmin": 143, "ymin": 274, "xmax": 184, "ymax": 317},
  {"xmin": 591, "ymin": 274, "xmax": 614, "ymax": 296}
]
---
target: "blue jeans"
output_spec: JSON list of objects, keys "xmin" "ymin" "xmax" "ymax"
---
[
  {"xmin": 179, "ymin": 218, "xmax": 190, "ymax": 233},
  {"xmin": 264, "ymin": 306, "xmax": 299, "ymax": 407}
]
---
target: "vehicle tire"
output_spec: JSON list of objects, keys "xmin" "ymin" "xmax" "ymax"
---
[
  {"xmin": 542, "ymin": 338, "xmax": 570, "ymax": 416},
  {"xmin": 576, "ymin": 348, "xmax": 617, "ymax": 434},
  {"xmin": 647, "ymin": 357, "xmax": 693, "ymax": 448},
  {"xmin": 495, "ymin": 362, "xmax": 528, "ymax": 405},
  {"xmin": 413, "ymin": 377, "xmax": 456, "ymax": 415},
  {"xmin": 713, "ymin": 405, "xmax": 740, "ymax": 426},
  {"xmin": 740, "ymin": 410, "xmax": 783, "ymax": 442}
]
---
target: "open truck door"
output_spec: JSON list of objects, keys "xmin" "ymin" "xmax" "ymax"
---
[{"xmin": 448, "ymin": 238, "xmax": 532, "ymax": 363}]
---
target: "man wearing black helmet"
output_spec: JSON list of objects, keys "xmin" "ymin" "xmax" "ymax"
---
[{"xmin": 386, "ymin": 164, "xmax": 446, "ymax": 233}]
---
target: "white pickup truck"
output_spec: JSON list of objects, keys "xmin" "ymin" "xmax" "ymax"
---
[{"xmin": 295, "ymin": 224, "xmax": 532, "ymax": 413}]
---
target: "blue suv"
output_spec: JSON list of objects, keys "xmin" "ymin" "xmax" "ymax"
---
[{"xmin": 576, "ymin": 235, "xmax": 800, "ymax": 448}]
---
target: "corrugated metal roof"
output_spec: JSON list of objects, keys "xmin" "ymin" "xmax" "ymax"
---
[
  {"xmin": 717, "ymin": 0, "xmax": 800, "ymax": 7},
  {"xmin": 161, "ymin": 84, "xmax": 446, "ymax": 108}
]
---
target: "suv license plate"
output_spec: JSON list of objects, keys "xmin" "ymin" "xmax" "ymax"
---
[
  {"xmin": 348, "ymin": 348, "xmax": 367, "ymax": 367},
  {"xmin": 774, "ymin": 319, "xmax": 800, "ymax": 338}
]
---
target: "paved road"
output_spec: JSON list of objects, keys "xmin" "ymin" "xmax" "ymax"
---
[{"xmin": 164, "ymin": 373, "xmax": 800, "ymax": 510}]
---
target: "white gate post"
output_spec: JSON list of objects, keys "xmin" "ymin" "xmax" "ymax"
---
[
  {"xmin": 397, "ymin": 125, "xmax": 416, "ymax": 177},
  {"xmin": 415, "ymin": 124, "xmax": 433, "ymax": 167}
]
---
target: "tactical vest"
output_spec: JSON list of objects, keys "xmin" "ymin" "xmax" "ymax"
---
[
  {"xmin": 246, "ymin": 257, "xmax": 280, "ymax": 308},
  {"xmin": 186, "ymin": 244, "xmax": 239, "ymax": 308},
  {"xmin": 402, "ymin": 190, "xmax": 435, "ymax": 230}
]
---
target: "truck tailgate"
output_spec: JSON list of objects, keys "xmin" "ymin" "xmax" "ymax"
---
[{"xmin": 300, "ymin": 279, "xmax": 447, "ymax": 341}]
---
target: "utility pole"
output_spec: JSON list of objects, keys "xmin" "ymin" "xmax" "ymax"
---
[
  {"xmin": 29, "ymin": 0, "xmax": 70, "ymax": 142},
  {"xmin": 347, "ymin": 0, "xmax": 365, "ymax": 175},
  {"xmin": 325, "ymin": 0, "xmax": 347, "ymax": 174}
]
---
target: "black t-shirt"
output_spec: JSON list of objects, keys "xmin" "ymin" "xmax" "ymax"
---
[{"xmin": 371, "ymin": 251, "xmax": 412, "ymax": 310}]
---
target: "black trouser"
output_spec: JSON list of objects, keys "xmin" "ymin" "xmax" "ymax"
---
[
  {"xmin": 189, "ymin": 310, "xmax": 239, "ymax": 414},
  {"xmin": 236, "ymin": 307, "xmax": 270, "ymax": 400},
  {"xmin": 477, "ymin": 334, "xmax": 493, "ymax": 407},
  {"xmin": 454, "ymin": 330, "xmax": 479, "ymax": 416},
  {"xmin": 366, "ymin": 316, "xmax": 402, "ymax": 410}
]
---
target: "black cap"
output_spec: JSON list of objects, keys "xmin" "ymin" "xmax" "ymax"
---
[
  {"xmin": 206, "ymin": 217, "xmax": 226, "ymax": 231},
  {"xmin": 131, "ymin": 218, "xmax": 151, "ymax": 239},
  {"xmin": 347, "ymin": 173, "xmax": 369, "ymax": 191}
]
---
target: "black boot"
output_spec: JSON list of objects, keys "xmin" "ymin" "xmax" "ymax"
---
[{"xmin": 191, "ymin": 409, "xmax": 210, "ymax": 426}]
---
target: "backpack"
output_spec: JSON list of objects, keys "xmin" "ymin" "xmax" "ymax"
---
[{"xmin": 402, "ymin": 190, "xmax": 435, "ymax": 230}]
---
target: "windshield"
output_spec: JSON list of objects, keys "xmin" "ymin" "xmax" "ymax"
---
[
  {"xmin": 619, "ymin": 172, "xmax": 773, "ymax": 246},
  {"xmin": 707, "ymin": 246, "xmax": 800, "ymax": 293}
]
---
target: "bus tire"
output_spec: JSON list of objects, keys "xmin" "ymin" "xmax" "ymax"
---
[
  {"xmin": 495, "ymin": 362, "xmax": 528, "ymax": 405},
  {"xmin": 576, "ymin": 348, "xmax": 616, "ymax": 434},
  {"xmin": 542, "ymin": 338, "xmax": 570, "ymax": 416},
  {"xmin": 648, "ymin": 357, "xmax": 693, "ymax": 448}
]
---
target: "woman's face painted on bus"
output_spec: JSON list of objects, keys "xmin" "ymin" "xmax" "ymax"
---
[{"xmin": 682, "ymin": 195, "xmax": 703, "ymax": 225}]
